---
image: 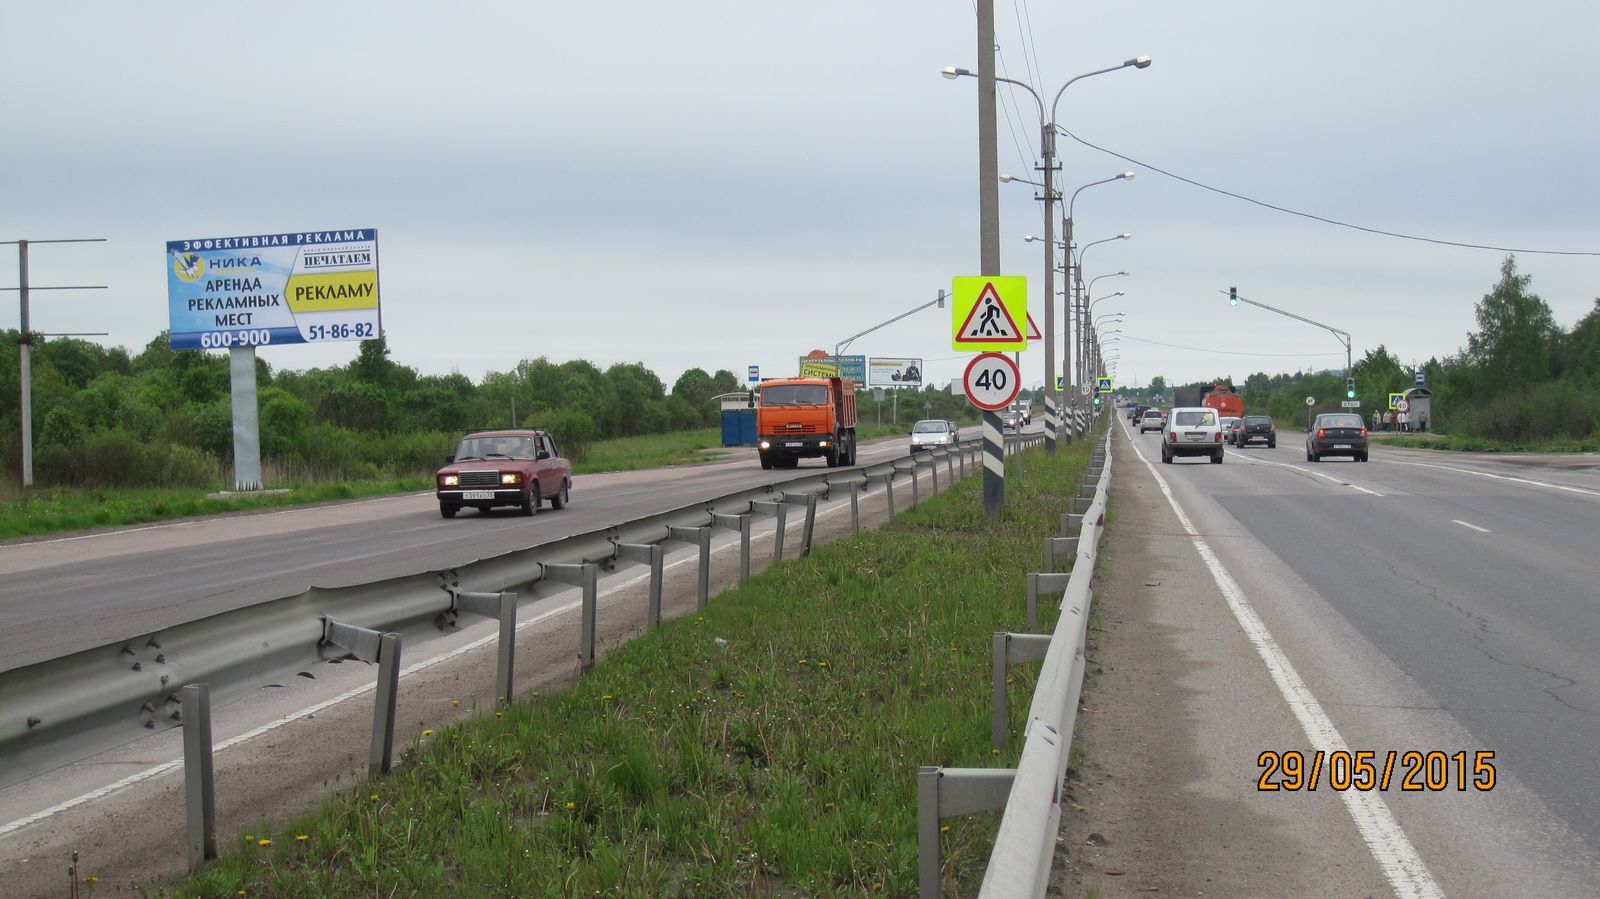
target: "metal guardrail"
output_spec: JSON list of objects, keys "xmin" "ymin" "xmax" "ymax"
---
[
  {"xmin": 916, "ymin": 415, "xmax": 1111, "ymax": 897},
  {"xmin": 0, "ymin": 432, "xmax": 1048, "ymax": 800}
]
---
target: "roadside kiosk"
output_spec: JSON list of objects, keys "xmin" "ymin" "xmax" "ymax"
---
[
  {"xmin": 716, "ymin": 391, "xmax": 759, "ymax": 446},
  {"xmin": 1403, "ymin": 387, "xmax": 1433, "ymax": 432}
]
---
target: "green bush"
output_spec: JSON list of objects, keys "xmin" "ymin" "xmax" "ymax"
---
[
  {"xmin": 162, "ymin": 443, "xmax": 223, "ymax": 487},
  {"xmin": 546, "ymin": 407, "xmax": 599, "ymax": 463}
]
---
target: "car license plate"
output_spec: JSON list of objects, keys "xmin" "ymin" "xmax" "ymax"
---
[
  {"xmin": 1333, "ymin": 444, "xmax": 1351, "ymax": 449},
  {"xmin": 1184, "ymin": 432, "xmax": 1204, "ymax": 441},
  {"xmin": 462, "ymin": 490, "xmax": 494, "ymax": 500},
  {"xmin": 785, "ymin": 442, "xmax": 803, "ymax": 448}
]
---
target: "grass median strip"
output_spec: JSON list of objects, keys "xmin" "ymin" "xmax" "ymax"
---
[{"xmin": 168, "ymin": 436, "xmax": 1096, "ymax": 897}]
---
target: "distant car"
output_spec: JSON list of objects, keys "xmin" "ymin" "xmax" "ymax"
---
[
  {"xmin": 1138, "ymin": 408, "xmax": 1165, "ymax": 433},
  {"xmin": 1002, "ymin": 410, "xmax": 1021, "ymax": 429},
  {"xmin": 1306, "ymin": 413, "xmax": 1369, "ymax": 462},
  {"xmin": 1219, "ymin": 417, "xmax": 1243, "ymax": 445},
  {"xmin": 909, "ymin": 419, "xmax": 958, "ymax": 453},
  {"xmin": 435, "ymin": 429, "xmax": 572, "ymax": 518},
  {"xmin": 1161, "ymin": 407, "xmax": 1225, "ymax": 464},
  {"xmin": 1128, "ymin": 404, "xmax": 1146, "ymax": 422},
  {"xmin": 1237, "ymin": 414, "xmax": 1277, "ymax": 448}
]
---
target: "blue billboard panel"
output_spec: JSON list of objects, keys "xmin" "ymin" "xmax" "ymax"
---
[{"xmin": 165, "ymin": 229, "xmax": 380, "ymax": 350}]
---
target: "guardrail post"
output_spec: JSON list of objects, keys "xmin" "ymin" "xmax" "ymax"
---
[
  {"xmin": 918, "ymin": 766, "xmax": 1017, "ymax": 898},
  {"xmin": 452, "ymin": 590, "xmax": 519, "ymax": 702},
  {"xmin": 1070, "ymin": 496, "xmax": 1092, "ymax": 514},
  {"xmin": 1026, "ymin": 571, "xmax": 1072, "ymax": 633},
  {"xmin": 865, "ymin": 473, "xmax": 896, "ymax": 522},
  {"xmin": 991, "ymin": 633, "xmax": 1054, "ymax": 749},
  {"xmin": 847, "ymin": 480, "xmax": 860, "ymax": 534},
  {"xmin": 958, "ymin": 444, "xmax": 967, "ymax": 478},
  {"xmin": 371, "ymin": 633, "xmax": 401, "ymax": 774},
  {"xmin": 667, "ymin": 526, "xmax": 711, "ymax": 609},
  {"xmin": 780, "ymin": 493, "xmax": 819, "ymax": 557},
  {"xmin": 903, "ymin": 461, "xmax": 920, "ymax": 506},
  {"xmin": 945, "ymin": 449, "xmax": 956, "ymax": 482},
  {"xmin": 544, "ymin": 562, "xmax": 601, "ymax": 669},
  {"xmin": 1061, "ymin": 512, "xmax": 1083, "ymax": 537},
  {"xmin": 614, "ymin": 543, "xmax": 666, "ymax": 630},
  {"xmin": 181, "ymin": 683, "xmax": 216, "ymax": 871},
  {"xmin": 748, "ymin": 500, "xmax": 787, "ymax": 562},
  {"xmin": 711, "ymin": 513, "xmax": 752, "ymax": 585},
  {"xmin": 322, "ymin": 618, "xmax": 402, "ymax": 776},
  {"xmin": 1044, "ymin": 536, "xmax": 1078, "ymax": 573}
]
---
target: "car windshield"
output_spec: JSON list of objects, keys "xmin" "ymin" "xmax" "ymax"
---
[
  {"xmin": 1245, "ymin": 416, "xmax": 1272, "ymax": 426},
  {"xmin": 761, "ymin": 385, "xmax": 830, "ymax": 406},
  {"xmin": 455, "ymin": 435, "xmax": 536, "ymax": 460},
  {"xmin": 913, "ymin": 421, "xmax": 949, "ymax": 433},
  {"xmin": 1321, "ymin": 415, "xmax": 1365, "ymax": 429},
  {"xmin": 1174, "ymin": 410, "xmax": 1216, "ymax": 427}
]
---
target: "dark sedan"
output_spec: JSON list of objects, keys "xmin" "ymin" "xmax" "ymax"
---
[
  {"xmin": 1237, "ymin": 414, "xmax": 1277, "ymax": 448},
  {"xmin": 1306, "ymin": 413, "xmax": 1369, "ymax": 462}
]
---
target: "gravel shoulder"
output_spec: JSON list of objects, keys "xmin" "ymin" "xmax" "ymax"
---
[{"xmin": 1053, "ymin": 424, "xmax": 1391, "ymax": 897}]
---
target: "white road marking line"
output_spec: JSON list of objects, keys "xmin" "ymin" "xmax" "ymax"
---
[
  {"xmin": 1123, "ymin": 428, "xmax": 1442, "ymax": 898},
  {"xmin": 1451, "ymin": 519, "xmax": 1491, "ymax": 533},
  {"xmin": 0, "ymin": 469, "xmax": 929, "ymax": 838},
  {"xmin": 1233, "ymin": 450, "xmax": 1386, "ymax": 496},
  {"xmin": 1383, "ymin": 458, "xmax": 1600, "ymax": 500},
  {"xmin": 15, "ymin": 492, "xmax": 433, "ymax": 546}
]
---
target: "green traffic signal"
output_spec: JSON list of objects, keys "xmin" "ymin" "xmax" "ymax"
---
[
  {"xmin": 1229, "ymin": 286, "xmax": 1238, "ymax": 307},
  {"xmin": 1345, "ymin": 377, "xmax": 1356, "ymax": 398}
]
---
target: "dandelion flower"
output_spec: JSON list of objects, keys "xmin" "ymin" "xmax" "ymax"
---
[
  {"xmin": 84, "ymin": 876, "xmax": 99, "ymax": 884},
  {"xmin": 422, "ymin": 729, "xmax": 434, "ymax": 736},
  {"xmin": 564, "ymin": 801, "xmax": 575, "ymax": 811},
  {"xmin": 495, "ymin": 711, "xmax": 504, "ymax": 718},
  {"xmin": 602, "ymin": 694, "xmax": 613, "ymax": 702},
  {"xmin": 295, "ymin": 834, "xmax": 309, "ymax": 843},
  {"xmin": 451, "ymin": 699, "xmax": 460, "ymax": 707},
  {"xmin": 244, "ymin": 834, "xmax": 254, "ymax": 841},
  {"xmin": 369, "ymin": 793, "xmax": 380, "ymax": 802},
  {"xmin": 940, "ymin": 825, "xmax": 950, "ymax": 833},
  {"xmin": 531, "ymin": 691, "xmax": 540, "ymax": 698},
  {"xmin": 258, "ymin": 838, "xmax": 271, "ymax": 847}
]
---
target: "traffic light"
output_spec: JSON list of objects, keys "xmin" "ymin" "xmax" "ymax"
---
[
  {"xmin": 1093, "ymin": 396, "xmax": 1102, "ymax": 406},
  {"xmin": 1345, "ymin": 377, "xmax": 1356, "ymax": 399},
  {"xmin": 1229, "ymin": 286, "xmax": 1238, "ymax": 307}
]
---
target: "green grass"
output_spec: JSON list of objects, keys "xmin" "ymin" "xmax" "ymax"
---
[
  {"xmin": 576, "ymin": 428, "xmax": 737, "ymax": 472},
  {"xmin": 161, "ymin": 427, "xmax": 1101, "ymax": 897},
  {"xmin": 0, "ymin": 478, "xmax": 434, "ymax": 541}
]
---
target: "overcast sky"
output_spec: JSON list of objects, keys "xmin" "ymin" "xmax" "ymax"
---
[{"xmin": 5, "ymin": 1, "xmax": 1597, "ymax": 397}]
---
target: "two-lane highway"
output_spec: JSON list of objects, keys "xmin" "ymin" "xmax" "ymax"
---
[
  {"xmin": 1115, "ymin": 415, "xmax": 1600, "ymax": 892},
  {"xmin": 0, "ymin": 434, "xmax": 925, "ymax": 671}
]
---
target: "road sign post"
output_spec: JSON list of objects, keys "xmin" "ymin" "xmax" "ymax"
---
[{"xmin": 953, "ymin": 276, "xmax": 1027, "ymax": 517}]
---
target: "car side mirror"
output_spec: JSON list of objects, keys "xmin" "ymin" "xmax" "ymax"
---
[
  {"xmin": 444, "ymin": 455, "xmax": 455, "ymax": 464},
  {"xmin": 536, "ymin": 449, "xmax": 550, "ymax": 460}
]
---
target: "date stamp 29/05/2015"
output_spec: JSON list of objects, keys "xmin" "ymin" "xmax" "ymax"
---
[{"xmin": 1257, "ymin": 750, "xmax": 1497, "ymax": 792}]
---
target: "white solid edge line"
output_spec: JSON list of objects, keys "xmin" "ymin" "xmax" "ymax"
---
[
  {"xmin": 1120, "ymin": 421, "xmax": 1443, "ymax": 899},
  {"xmin": 1382, "ymin": 458, "xmax": 1600, "ymax": 499},
  {"xmin": 0, "ymin": 467, "xmax": 928, "ymax": 838},
  {"xmin": 1450, "ymin": 519, "xmax": 1491, "ymax": 534}
]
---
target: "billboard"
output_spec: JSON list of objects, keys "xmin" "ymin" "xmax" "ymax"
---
[
  {"xmin": 867, "ymin": 357, "xmax": 923, "ymax": 387},
  {"xmin": 166, "ymin": 228, "xmax": 380, "ymax": 350},
  {"xmin": 795, "ymin": 354, "xmax": 865, "ymax": 383}
]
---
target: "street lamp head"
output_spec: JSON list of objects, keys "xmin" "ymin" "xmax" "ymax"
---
[
  {"xmin": 1119, "ymin": 233, "xmax": 1132, "ymax": 240},
  {"xmin": 1129, "ymin": 56, "xmax": 1153, "ymax": 69},
  {"xmin": 941, "ymin": 66, "xmax": 972, "ymax": 80},
  {"xmin": 1119, "ymin": 171, "xmax": 1135, "ymax": 180},
  {"xmin": 1000, "ymin": 173, "xmax": 1014, "ymax": 183}
]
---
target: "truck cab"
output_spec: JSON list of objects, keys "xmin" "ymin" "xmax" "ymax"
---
[{"xmin": 756, "ymin": 376, "xmax": 858, "ymax": 469}]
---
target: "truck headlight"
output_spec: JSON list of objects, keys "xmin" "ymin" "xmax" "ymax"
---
[{"xmin": 759, "ymin": 440, "xmax": 771, "ymax": 449}]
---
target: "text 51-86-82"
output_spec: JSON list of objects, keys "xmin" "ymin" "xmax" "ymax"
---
[
  {"xmin": 306, "ymin": 322, "xmax": 376, "ymax": 341},
  {"xmin": 1257, "ymin": 750, "xmax": 1496, "ymax": 792}
]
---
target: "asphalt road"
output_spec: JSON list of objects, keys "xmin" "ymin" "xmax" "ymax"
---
[
  {"xmin": 0, "ymin": 432, "xmax": 952, "ymax": 672},
  {"xmin": 1116, "ymin": 415, "xmax": 1600, "ymax": 892}
]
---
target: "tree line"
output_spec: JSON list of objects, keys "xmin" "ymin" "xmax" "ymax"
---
[
  {"xmin": 1142, "ymin": 257, "xmax": 1599, "ymax": 444},
  {"xmin": 0, "ymin": 334, "xmax": 747, "ymax": 488}
]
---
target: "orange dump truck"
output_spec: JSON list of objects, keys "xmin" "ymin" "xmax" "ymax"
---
[
  {"xmin": 756, "ymin": 376, "xmax": 858, "ymax": 469},
  {"xmin": 1202, "ymin": 384, "xmax": 1243, "ymax": 420}
]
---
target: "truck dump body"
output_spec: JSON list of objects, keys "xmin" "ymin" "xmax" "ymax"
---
[{"xmin": 756, "ymin": 376, "xmax": 858, "ymax": 469}]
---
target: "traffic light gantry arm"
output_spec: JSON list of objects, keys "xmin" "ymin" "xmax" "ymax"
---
[{"xmin": 1220, "ymin": 287, "xmax": 1353, "ymax": 376}]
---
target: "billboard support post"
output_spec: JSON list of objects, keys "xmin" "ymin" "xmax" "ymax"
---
[{"xmin": 229, "ymin": 347, "xmax": 263, "ymax": 491}]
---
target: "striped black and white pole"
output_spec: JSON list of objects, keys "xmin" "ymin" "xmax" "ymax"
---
[
  {"xmin": 1043, "ymin": 395, "xmax": 1057, "ymax": 453},
  {"xmin": 982, "ymin": 410, "xmax": 1005, "ymax": 515}
]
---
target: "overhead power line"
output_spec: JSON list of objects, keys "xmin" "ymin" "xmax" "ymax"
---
[{"xmin": 1057, "ymin": 126, "xmax": 1600, "ymax": 257}]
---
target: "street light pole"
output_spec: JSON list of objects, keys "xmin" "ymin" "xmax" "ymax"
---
[
  {"xmin": 950, "ymin": 57, "xmax": 1148, "ymax": 450},
  {"xmin": 1075, "ymin": 239, "xmax": 1129, "ymax": 427},
  {"xmin": 976, "ymin": 0, "xmax": 1003, "ymax": 515}
]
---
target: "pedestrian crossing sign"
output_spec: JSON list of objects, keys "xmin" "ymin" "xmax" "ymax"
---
[
  {"xmin": 1096, "ymin": 376, "xmax": 1114, "ymax": 394},
  {"xmin": 952, "ymin": 275, "xmax": 1027, "ymax": 352}
]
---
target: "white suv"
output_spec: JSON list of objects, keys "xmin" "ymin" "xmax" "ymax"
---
[{"xmin": 1160, "ymin": 406, "xmax": 1225, "ymax": 464}]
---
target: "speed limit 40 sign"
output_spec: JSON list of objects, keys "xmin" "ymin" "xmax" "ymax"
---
[{"xmin": 963, "ymin": 352, "xmax": 1021, "ymax": 411}]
